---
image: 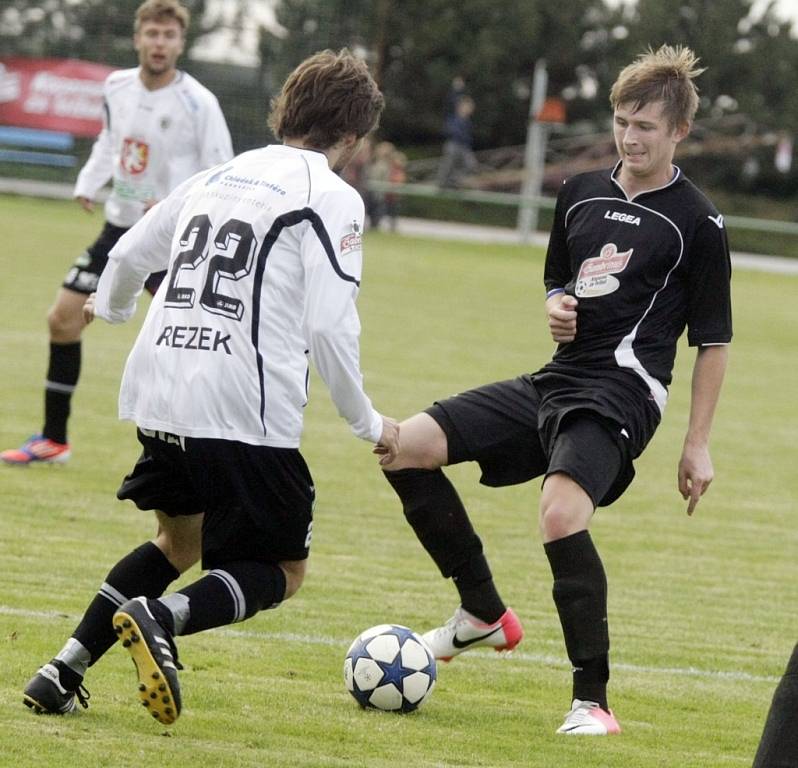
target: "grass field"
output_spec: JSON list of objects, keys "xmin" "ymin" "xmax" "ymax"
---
[{"xmin": 1, "ymin": 193, "xmax": 797, "ymax": 767}]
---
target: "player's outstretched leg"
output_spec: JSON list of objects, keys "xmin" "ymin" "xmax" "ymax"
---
[
  {"xmin": 113, "ymin": 597, "xmax": 182, "ymax": 725},
  {"xmin": 384, "ymin": 466, "xmax": 523, "ymax": 661},
  {"xmin": 422, "ymin": 606, "xmax": 523, "ymax": 662}
]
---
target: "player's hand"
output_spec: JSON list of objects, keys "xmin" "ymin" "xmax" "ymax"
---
[
  {"xmin": 83, "ymin": 292, "xmax": 97, "ymax": 325},
  {"xmin": 76, "ymin": 196, "xmax": 94, "ymax": 213},
  {"xmin": 547, "ymin": 293, "xmax": 578, "ymax": 343},
  {"xmin": 678, "ymin": 441, "xmax": 714, "ymax": 516},
  {"xmin": 373, "ymin": 417, "xmax": 400, "ymax": 466}
]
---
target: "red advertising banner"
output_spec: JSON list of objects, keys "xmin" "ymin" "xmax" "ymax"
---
[{"xmin": 0, "ymin": 57, "xmax": 116, "ymax": 137}]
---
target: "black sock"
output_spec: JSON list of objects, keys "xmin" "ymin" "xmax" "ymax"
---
[
  {"xmin": 384, "ymin": 468, "xmax": 505, "ymax": 623},
  {"xmin": 43, "ymin": 341, "xmax": 81, "ymax": 444},
  {"xmin": 544, "ymin": 530, "xmax": 610, "ymax": 709},
  {"xmin": 753, "ymin": 642, "xmax": 798, "ymax": 768},
  {"xmin": 72, "ymin": 542, "xmax": 179, "ymax": 665},
  {"xmin": 166, "ymin": 561, "xmax": 287, "ymax": 636}
]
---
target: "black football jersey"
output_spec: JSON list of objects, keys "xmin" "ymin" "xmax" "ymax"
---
[{"xmin": 543, "ymin": 162, "xmax": 732, "ymax": 417}]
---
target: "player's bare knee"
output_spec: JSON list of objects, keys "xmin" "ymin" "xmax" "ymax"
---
[
  {"xmin": 153, "ymin": 515, "xmax": 202, "ymax": 573},
  {"xmin": 539, "ymin": 503, "xmax": 581, "ymax": 542},
  {"xmin": 154, "ymin": 536, "xmax": 200, "ymax": 573},
  {"xmin": 47, "ymin": 304, "xmax": 82, "ymax": 340},
  {"xmin": 539, "ymin": 474, "xmax": 593, "ymax": 542},
  {"xmin": 385, "ymin": 413, "xmax": 448, "ymax": 471},
  {"xmin": 279, "ymin": 559, "xmax": 307, "ymax": 599}
]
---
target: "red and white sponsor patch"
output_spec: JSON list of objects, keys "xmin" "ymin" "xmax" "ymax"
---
[
  {"xmin": 340, "ymin": 231, "xmax": 362, "ymax": 256},
  {"xmin": 120, "ymin": 137, "xmax": 149, "ymax": 174},
  {"xmin": 575, "ymin": 243, "xmax": 633, "ymax": 298}
]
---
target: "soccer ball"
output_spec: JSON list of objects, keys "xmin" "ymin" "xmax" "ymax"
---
[{"xmin": 343, "ymin": 624, "xmax": 437, "ymax": 712}]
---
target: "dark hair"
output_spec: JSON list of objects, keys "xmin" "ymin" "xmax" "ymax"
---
[
  {"xmin": 135, "ymin": 0, "xmax": 190, "ymax": 34},
  {"xmin": 610, "ymin": 44, "xmax": 705, "ymax": 129},
  {"xmin": 268, "ymin": 49, "xmax": 384, "ymax": 149}
]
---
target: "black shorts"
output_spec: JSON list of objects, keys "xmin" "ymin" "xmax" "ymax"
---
[
  {"xmin": 62, "ymin": 221, "xmax": 166, "ymax": 296},
  {"xmin": 427, "ymin": 375, "xmax": 635, "ymax": 507},
  {"xmin": 117, "ymin": 429, "xmax": 315, "ymax": 569}
]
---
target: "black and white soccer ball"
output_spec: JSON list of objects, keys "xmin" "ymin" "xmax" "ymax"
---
[{"xmin": 343, "ymin": 624, "xmax": 437, "ymax": 712}]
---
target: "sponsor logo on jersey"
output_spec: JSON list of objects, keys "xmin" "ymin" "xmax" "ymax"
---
[
  {"xmin": 708, "ymin": 213, "xmax": 724, "ymax": 229},
  {"xmin": 211, "ymin": 173, "xmax": 287, "ymax": 195},
  {"xmin": 575, "ymin": 242, "xmax": 633, "ymax": 298},
  {"xmin": 113, "ymin": 179, "xmax": 156, "ymax": 202},
  {"xmin": 160, "ymin": 116, "xmax": 171, "ymax": 130},
  {"xmin": 604, "ymin": 210, "xmax": 641, "ymax": 226},
  {"xmin": 120, "ymin": 137, "xmax": 149, "ymax": 174},
  {"xmin": 206, "ymin": 165, "xmax": 234, "ymax": 185},
  {"xmin": 340, "ymin": 227, "xmax": 362, "ymax": 256}
]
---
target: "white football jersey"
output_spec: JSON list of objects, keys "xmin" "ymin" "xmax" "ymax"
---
[
  {"xmin": 94, "ymin": 145, "xmax": 383, "ymax": 448},
  {"xmin": 75, "ymin": 67, "xmax": 233, "ymax": 227}
]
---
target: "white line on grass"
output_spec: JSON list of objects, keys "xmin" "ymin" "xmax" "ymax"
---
[{"xmin": 3, "ymin": 604, "xmax": 779, "ymax": 684}]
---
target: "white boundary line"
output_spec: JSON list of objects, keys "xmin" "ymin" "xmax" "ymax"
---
[{"xmin": 3, "ymin": 604, "xmax": 779, "ymax": 684}]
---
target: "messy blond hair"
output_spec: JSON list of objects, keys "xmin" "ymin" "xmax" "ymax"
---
[
  {"xmin": 134, "ymin": 0, "xmax": 190, "ymax": 34},
  {"xmin": 610, "ymin": 45, "xmax": 705, "ymax": 128}
]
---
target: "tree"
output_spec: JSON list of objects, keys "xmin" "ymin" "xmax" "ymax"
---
[{"xmin": 271, "ymin": 0, "xmax": 610, "ymax": 148}]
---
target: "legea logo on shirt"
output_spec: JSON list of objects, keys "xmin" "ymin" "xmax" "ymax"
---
[
  {"xmin": 120, "ymin": 137, "xmax": 149, "ymax": 174},
  {"xmin": 575, "ymin": 242, "xmax": 633, "ymax": 298}
]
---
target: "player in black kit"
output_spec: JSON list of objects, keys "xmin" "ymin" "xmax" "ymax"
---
[
  {"xmin": 381, "ymin": 44, "xmax": 732, "ymax": 735},
  {"xmin": 753, "ymin": 642, "xmax": 798, "ymax": 767}
]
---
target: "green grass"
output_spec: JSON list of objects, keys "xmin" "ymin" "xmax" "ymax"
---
[{"xmin": 1, "ymin": 193, "xmax": 796, "ymax": 767}]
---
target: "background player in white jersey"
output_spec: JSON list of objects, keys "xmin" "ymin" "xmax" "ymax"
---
[
  {"xmin": 2, "ymin": 0, "xmax": 233, "ymax": 466},
  {"xmin": 380, "ymin": 45, "xmax": 731, "ymax": 735},
  {"xmin": 23, "ymin": 48, "xmax": 397, "ymax": 725}
]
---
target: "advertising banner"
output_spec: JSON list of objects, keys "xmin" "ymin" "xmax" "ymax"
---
[{"xmin": 0, "ymin": 57, "xmax": 115, "ymax": 137}]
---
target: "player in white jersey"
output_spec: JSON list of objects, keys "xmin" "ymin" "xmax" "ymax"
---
[
  {"xmin": 2, "ymin": 0, "xmax": 233, "ymax": 467},
  {"xmin": 98, "ymin": 145, "xmax": 383, "ymax": 448},
  {"xmin": 23, "ymin": 48, "xmax": 398, "ymax": 725}
]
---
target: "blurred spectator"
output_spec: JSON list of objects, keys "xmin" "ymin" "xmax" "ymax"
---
[
  {"xmin": 445, "ymin": 75, "xmax": 467, "ymax": 119},
  {"xmin": 340, "ymin": 134, "xmax": 373, "ymax": 202},
  {"xmin": 366, "ymin": 140, "xmax": 395, "ymax": 230},
  {"xmin": 383, "ymin": 150, "xmax": 407, "ymax": 232},
  {"xmin": 437, "ymin": 94, "xmax": 477, "ymax": 188}
]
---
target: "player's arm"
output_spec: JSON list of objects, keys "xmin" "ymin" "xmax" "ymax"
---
[
  {"xmin": 74, "ymin": 95, "xmax": 114, "ymax": 211},
  {"xmin": 301, "ymin": 193, "xmax": 398, "ymax": 459},
  {"xmin": 679, "ymin": 210, "xmax": 733, "ymax": 515},
  {"xmin": 543, "ymin": 181, "xmax": 577, "ymax": 342},
  {"xmin": 678, "ymin": 344, "xmax": 729, "ymax": 516}
]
